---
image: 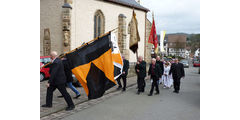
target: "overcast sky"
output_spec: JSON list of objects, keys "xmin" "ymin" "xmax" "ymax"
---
[{"xmin": 140, "ymin": 0, "xmax": 200, "ymax": 34}]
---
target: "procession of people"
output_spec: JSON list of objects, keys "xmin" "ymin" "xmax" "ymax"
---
[
  {"xmin": 134, "ymin": 55, "xmax": 185, "ymax": 96},
  {"xmin": 41, "ymin": 51, "xmax": 185, "ymax": 110}
]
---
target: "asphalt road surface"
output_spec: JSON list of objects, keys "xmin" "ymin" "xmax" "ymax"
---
[{"xmin": 61, "ymin": 66, "xmax": 200, "ymax": 120}]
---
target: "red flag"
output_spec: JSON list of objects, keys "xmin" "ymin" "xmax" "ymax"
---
[{"xmin": 148, "ymin": 19, "xmax": 158, "ymax": 50}]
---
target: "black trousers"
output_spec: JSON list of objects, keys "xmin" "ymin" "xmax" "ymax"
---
[
  {"xmin": 116, "ymin": 75, "xmax": 127, "ymax": 90},
  {"xmin": 137, "ymin": 77, "xmax": 145, "ymax": 92},
  {"xmin": 149, "ymin": 75, "xmax": 159, "ymax": 94},
  {"xmin": 173, "ymin": 77, "xmax": 181, "ymax": 92},
  {"xmin": 46, "ymin": 84, "xmax": 74, "ymax": 107}
]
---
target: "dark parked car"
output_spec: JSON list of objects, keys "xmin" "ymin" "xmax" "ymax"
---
[{"xmin": 180, "ymin": 59, "xmax": 189, "ymax": 68}]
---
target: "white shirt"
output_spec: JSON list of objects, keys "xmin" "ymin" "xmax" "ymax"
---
[{"xmin": 164, "ymin": 66, "xmax": 170, "ymax": 75}]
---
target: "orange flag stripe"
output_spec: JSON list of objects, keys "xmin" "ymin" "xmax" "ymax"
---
[
  {"xmin": 112, "ymin": 53, "xmax": 123, "ymax": 65},
  {"xmin": 92, "ymin": 49, "xmax": 116, "ymax": 84},
  {"xmin": 72, "ymin": 63, "xmax": 91, "ymax": 96}
]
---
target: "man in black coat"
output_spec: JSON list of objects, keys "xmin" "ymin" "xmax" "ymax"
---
[
  {"xmin": 41, "ymin": 51, "xmax": 75, "ymax": 111},
  {"xmin": 169, "ymin": 58, "xmax": 185, "ymax": 93},
  {"xmin": 135, "ymin": 56, "xmax": 146, "ymax": 94},
  {"xmin": 148, "ymin": 58, "xmax": 162, "ymax": 96},
  {"xmin": 61, "ymin": 57, "xmax": 81, "ymax": 99},
  {"xmin": 116, "ymin": 56, "xmax": 129, "ymax": 91},
  {"xmin": 156, "ymin": 56, "xmax": 164, "ymax": 84}
]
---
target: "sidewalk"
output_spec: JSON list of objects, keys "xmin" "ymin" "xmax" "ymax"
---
[{"xmin": 40, "ymin": 75, "xmax": 140, "ymax": 118}]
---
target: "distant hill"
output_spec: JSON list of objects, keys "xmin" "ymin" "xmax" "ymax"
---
[{"xmin": 157, "ymin": 33, "xmax": 200, "ymax": 43}]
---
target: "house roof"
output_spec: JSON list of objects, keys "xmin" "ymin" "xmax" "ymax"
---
[{"xmin": 103, "ymin": 0, "xmax": 149, "ymax": 12}]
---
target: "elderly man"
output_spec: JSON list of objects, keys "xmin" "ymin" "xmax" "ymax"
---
[
  {"xmin": 116, "ymin": 56, "xmax": 129, "ymax": 91},
  {"xmin": 41, "ymin": 51, "xmax": 75, "ymax": 111},
  {"xmin": 169, "ymin": 58, "xmax": 185, "ymax": 93},
  {"xmin": 135, "ymin": 56, "xmax": 146, "ymax": 94},
  {"xmin": 148, "ymin": 58, "xmax": 162, "ymax": 96}
]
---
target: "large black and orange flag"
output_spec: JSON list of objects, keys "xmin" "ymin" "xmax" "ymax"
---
[{"xmin": 66, "ymin": 32, "xmax": 122, "ymax": 99}]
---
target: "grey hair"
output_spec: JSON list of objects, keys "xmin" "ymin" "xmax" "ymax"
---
[{"xmin": 50, "ymin": 51, "xmax": 58, "ymax": 57}]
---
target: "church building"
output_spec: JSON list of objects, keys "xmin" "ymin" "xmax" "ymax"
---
[{"xmin": 40, "ymin": 0, "xmax": 152, "ymax": 62}]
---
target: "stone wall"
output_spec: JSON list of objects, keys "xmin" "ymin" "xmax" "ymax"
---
[
  {"xmin": 118, "ymin": 14, "xmax": 129, "ymax": 60},
  {"xmin": 40, "ymin": 0, "xmax": 64, "ymax": 56}
]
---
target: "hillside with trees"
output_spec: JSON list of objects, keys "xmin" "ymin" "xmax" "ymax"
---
[{"xmin": 186, "ymin": 34, "xmax": 200, "ymax": 54}]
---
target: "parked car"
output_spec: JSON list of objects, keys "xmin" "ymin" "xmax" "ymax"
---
[
  {"xmin": 40, "ymin": 56, "xmax": 51, "ymax": 81},
  {"xmin": 40, "ymin": 56, "xmax": 82, "ymax": 87},
  {"xmin": 192, "ymin": 57, "xmax": 199, "ymax": 64},
  {"xmin": 40, "ymin": 62, "xmax": 50, "ymax": 82},
  {"xmin": 180, "ymin": 59, "xmax": 189, "ymax": 68},
  {"xmin": 193, "ymin": 61, "xmax": 200, "ymax": 67},
  {"xmin": 40, "ymin": 56, "xmax": 51, "ymax": 64}
]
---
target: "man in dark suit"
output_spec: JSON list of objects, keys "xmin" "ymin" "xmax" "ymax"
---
[
  {"xmin": 41, "ymin": 51, "xmax": 75, "ymax": 111},
  {"xmin": 135, "ymin": 56, "xmax": 146, "ymax": 94},
  {"xmin": 156, "ymin": 56, "xmax": 164, "ymax": 84},
  {"xmin": 169, "ymin": 58, "xmax": 185, "ymax": 93},
  {"xmin": 61, "ymin": 57, "xmax": 81, "ymax": 99},
  {"xmin": 116, "ymin": 56, "xmax": 129, "ymax": 92},
  {"xmin": 148, "ymin": 58, "xmax": 162, "ymax": 96}
]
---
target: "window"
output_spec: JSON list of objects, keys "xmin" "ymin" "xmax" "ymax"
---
[{"xmin": 94, "ymin": 10, "xmax": 105, "ymax": 38}]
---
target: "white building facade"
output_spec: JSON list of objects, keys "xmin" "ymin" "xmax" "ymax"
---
[{"xmin": 168, "ymin": 48, "xmax": 186, "ymax": 58}]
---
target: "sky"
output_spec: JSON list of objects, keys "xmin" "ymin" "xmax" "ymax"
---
[{"xmin": 140, "ymin": 0, "xmax": 200, "ymax": 34}]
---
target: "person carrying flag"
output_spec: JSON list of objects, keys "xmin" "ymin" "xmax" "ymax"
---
[
  {"xmin": 41, "ymin": 51, "xmax": 75, "ymax": 111},
  {"xmin": 135, "ymin": 56, "xmax": 146, "ymax": 94}
]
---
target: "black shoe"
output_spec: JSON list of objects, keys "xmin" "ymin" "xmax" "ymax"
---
[
  {"xmin": 148, "ymin": 94, "xmax": 152, "ymax": 96},
  {"xmin": 57, "ymin": 95, "xmax": 64, "ymax": 98},
  {"xmin": 65, "ymin": 106, "xmax": 75, "ymax": 111},
  {"xmin": 173, "ymin": 91, "xmax": 178, "ymax": 93},
  {"xmin": 176, "ymin": 91, "xmax": 179, "ymax": 94},
  {"xmin": 41, "ymin": 104, "xmax": 52, "ymax": 108},
  {"xmin": 137, "ymin": 91, "xmax": 140, "ymax": 95},
  {"xmin": 74, "ymin": 94, "xmax": 81, "ymax": 99},
  {"xmin": 122, "ymin": 89, "xmax": 126, "ymax": 92},
  {"xmin": 154, "ymin": 92, "xmax": 159, "ymax": 95}
]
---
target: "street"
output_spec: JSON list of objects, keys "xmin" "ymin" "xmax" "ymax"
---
[{"xmin": 60, "ymin": 66, "xmax": 200, "ymax": 120}]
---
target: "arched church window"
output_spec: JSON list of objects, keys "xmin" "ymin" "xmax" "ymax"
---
[{"xmin": 94, "ymin": 10, "xmax": 105, "ymax": 38}]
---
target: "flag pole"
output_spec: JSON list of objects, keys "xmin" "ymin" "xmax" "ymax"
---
[
  {"xmin": 152, "ymin": 11, "xmax": 156, "ymax": 57},
  {"xmin": 136, "ymin": 51, "xmax": 138, "ymax": 61}
]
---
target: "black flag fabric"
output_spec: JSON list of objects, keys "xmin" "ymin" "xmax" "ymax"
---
[{"xmin": 66, "ymin": 33, "xmax": 117, "ymax": 99}]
